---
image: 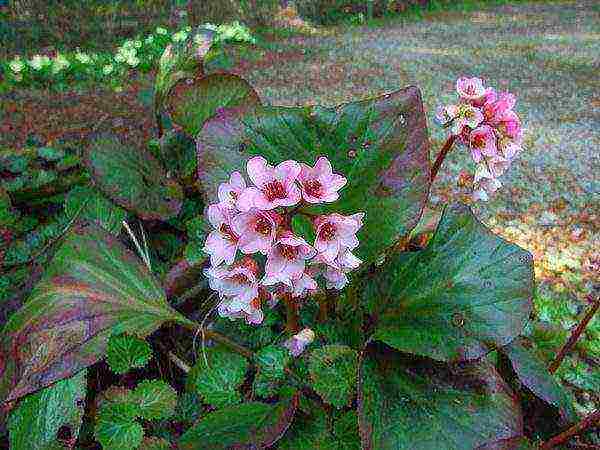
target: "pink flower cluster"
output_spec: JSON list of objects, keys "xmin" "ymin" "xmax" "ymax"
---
[
  {"xmin": 435, "ymin": 77, "xmax": 524, "ymax": 201},
  {"xmin": 203, "ymin": 156, "xmax": 364, "ymax": 325}
]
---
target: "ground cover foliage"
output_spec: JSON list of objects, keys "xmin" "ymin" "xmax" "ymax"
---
[{"xmin": 0, "ymin": 7, "xmax": 598, "ymax": 450}]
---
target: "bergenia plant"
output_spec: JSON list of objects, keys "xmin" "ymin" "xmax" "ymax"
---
[
  {"xmin": 433, "ymin": 76, "xmax": 524, "ymax": 201},
  {"xmin": 203, "ymin": 155, "xmax": 363, "ymax": 336},
  {"xmin": 0, "ymin": 26, "xmax": 593, "ymax": 450}
]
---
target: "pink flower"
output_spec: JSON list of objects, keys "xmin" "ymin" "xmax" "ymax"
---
[
  {"xmin": 217, "ymin": 171, "xmax": 246, "ymax": 209},
  {"xmin": 204, "ymin": 257, "xmax": 259, "ymax": 304},
  {"xmin": 262, "ymin": 232, "xmax": 316, "ymax": 287},
  {"xmin": 469, "ymin": 125, "xmax": 498, "ymax": 161},
  {"xmin": 488, "ymin": 156, "xmax": 510, "ymax": 178},
  {"xmin": 237, "ymin": 156, "xmax": 301, "ymax": 211},
  {"xmin": 496, "ymin": 110, "xmax": 521, "ymax": 139},
  {"xmin": 232, "ymin": 208, "xmax": 279, "ymax": 255},
  {"xmin": 471, "ymin": 87, "xmax": 497, "ymax": 107},
  {"xmin": 456, "ymin": 77, "xmax": 486, "ymax": 102},
  {"xmin": 314, "ymin": 213, "xmax": 364, "ymax": 262},
  {"xmin": 289, "ymin": 271, "xmax": 318, "ymax": 298},
  {"xmin": 298, "ymin": 157, "xmax": 347, "ymax": 203},
  {"xmin": 204, "ymin": 204, "xmax": 239, "ymax": 266},
  {"xmin": 283, "ymin": 328, "xmax": 315, "ymax": 357},
  {"xmin": 483, "ymin": 92, "xmax": 516, "ymax": 123},
  {"xmin": 450, "ymin": 104, "xmax": 483, "ymax": 136}
]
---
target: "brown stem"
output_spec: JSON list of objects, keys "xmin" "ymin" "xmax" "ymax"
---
[
  {"xmin": 430, "ymin": 135, "xmax": 457, "ymax": 184},
  {"xmin": 317, "ymin": 293, "xmax": 328, "ymax": 323},
  {"xmin": 283, "ymin": 292, "xmax": 301, "ymax": 333},
  {"xmin": 549, "ymin": 294, "xmax": 599, "ymax": 374},
  {"xmin": 540, "ymin": 410, "xmax": 600, "ymax": 449}
]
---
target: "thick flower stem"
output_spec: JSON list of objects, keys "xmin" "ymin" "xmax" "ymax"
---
[
  {"xmin": 283, "ymin": 293, "xmax": 301, "ymax": 334},
  {"xmin": 430, "ymin": 135, "xmax": 457, "ymax": 185},
  {"xmin": 549, "ymin": 294, "xmax": 599, "ymax": 374},
  {"xmin": 540, "ymin": 409, "xmax": 600, "ymax": 449}
]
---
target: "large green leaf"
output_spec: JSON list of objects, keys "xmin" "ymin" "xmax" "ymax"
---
[
  {"xmin": 157, "ymin": 129, "xmax": 197, "ymax": 182},
  {"xmin": 85, "ymin": 133, "xmax": 183, "ymax": 221},
  {"xmin": 196, "ymin": 86, "xmax": 431, "ymax": 263},
  {"xmin": 8, "ymin": 369, "xmax": 87, "ymax": 450},
  {"xmin": 178, "ymin": 393, "xmax": 300, "ymax": 449},
  {"xmin": 502, "ymin": 337, "xmax": 576, "ymax": 423},
  {"xmin": 365, "ymin": 203, "xmax": 534, "ymax": 362},
  {"xmin": 308, "ymin": 345, "xmax": 358, "ymax": 409},
  {"xmin": 187, "ymin": 345, "xmax": 248, "ymax": 408},
  {"xmin": 65, "ymin": 185, "xmax": 126, "ymax": 235},
  {"xmin": 357, "ymin": 344, "xmax": 523, "ymax": 450},
  {"xmin": 167, "ymin": 73, "xmax": 261, "ymax": 137},
  {"xmin": 0, "ymin": 224, "xmax": 187, "ymax": 406},
  {"xmin": 254, "ymin": 345, "xmax": 290, "ymax": 398}
]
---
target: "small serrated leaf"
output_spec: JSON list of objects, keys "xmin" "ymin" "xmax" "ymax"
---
[
  {"xmin": 94, "ymin": 402, "xmax": 144, "ymax": 450},
  {"xmin": 187, "ymin": 346, "xmax": 248, "ymax": 408},
  {"xmin": 133, "ymin": 379, "xmax": 178, "ymax": 420},
  {"xmin": 106, "ymin": 334, "xmax": 153, "ymax": 375},
  {"xmin": 308, "ymin": 345, "xmax": 358, "ymax": 408},
  {"xmin": 254, "ymin": 345, "xmax": 290, "ymax": 398}
]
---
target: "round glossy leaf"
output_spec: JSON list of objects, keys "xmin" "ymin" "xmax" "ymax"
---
[
  {"xmin": 167, "ymin": 73, "xmax": 261, "ymax": 137},
  {"xmin": 358, "ymin": 344, "xmax": 523, "ymax": 450},
  {"xmin": 364, "ymin": 203, "xmax": 534, "ymax": 362},
  {"xmin": 85, "ymin": 133, "xmax": 183, "ymax": 221},
  {"xmin": 197, "ymin": 86, "xmax": 431, "ymax": 263}
]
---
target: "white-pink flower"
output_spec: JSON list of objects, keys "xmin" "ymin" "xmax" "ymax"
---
[
  {"xmin": 204, "ymin": 204, "xmax": 239, "ymax": 266},
  {"xmin": 434, "ymin": 104, "xmax": 459, "ymax": 126},
  {"xmin": 283, "ymin": 328, "xmax": 315, "ymax": 357},
  {"xmin": 204, "ymin": 257, "xmax": 259, "ymax": 304},
  {"xmin": 469, "ymin": 125, "xmax": 498, "ymax": 162},
  {"xmin": 232, "ymin": 208, "xmax": 279, "ymax": 255},
  {"xmin": 450, "ymin": 104, "xmax": 484, "ymax": 136},
  {"xmin": 217, "ymin": 171, "xmax": 246, "ymax": 210},
  {"xmin": 498, "ymin": 136, "xmax": 522, "ymax": 160},
  {"xmin": 471, "ymin": 87, "xmax": 497, "ymax": 107},
  {"xmin": 317, "ymin": 248, "xmax": 362, "ymax": 290},
  {"xmin": 218, "ymin": 297, "xmax": 264, "ymax": 325},
  {"xmin": 298, "ymin": 157, "xmax": 347, "ymax": 203},
  {"xmin": 237, "ymin": 156, "xmax": 301, "ymax": 211},
  {"xmin": 289, "ymin": 270, "xmax": 319, "ymax": 298},
  {"xmin": 262, "ymin": 232, "xmax": 316, "ymax": 287},
  {"xmin": 472, "ymin": 163, "xmax": 502, "ymax": 202},
  {"xmin": 314, "ymin": 213, "xmax": 364, "ymax": 262},
  {"xmin": 456, "ymin": 77, "xmax": 486, "ymax": 102}
]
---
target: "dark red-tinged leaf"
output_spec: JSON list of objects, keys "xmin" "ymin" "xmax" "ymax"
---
[
  {"xmin": 0, "ymin": 224, "xmax": 187, "ymax": 407},
  {"xmin": 8, "ymin": 369, "xmax": 87, "ymax": 450},
  {"xmin": 502, "ymin": 337, "xmax": 577, "ymax": 423},
  {"xmin": 357, "ymin": 343, "xmax": 523, "ymax": 450},
  {"xmin": 163, "ymin": 257, "xmax": 207, "ymax": 300},
  {"xmin": 85, "ymin": 133, "xmax": 183, "ymax": 221},
  {"xmin": 364, "ymin": 203, "xmax": 534, "ymax": 362},
  {"xmin": 178, "ymin": 393, "xmax": 300, "ymax": 449},
  {"xmin": 197, "ymin": 87, "xmax": 430, "ymax": 263},
  {"xmin": 154, "ymin": 27, "xmax": 216, "ymax": 131},
  {"xmin": 167, "ymin": 73, "xmax": 261, "ymax": 137}
]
